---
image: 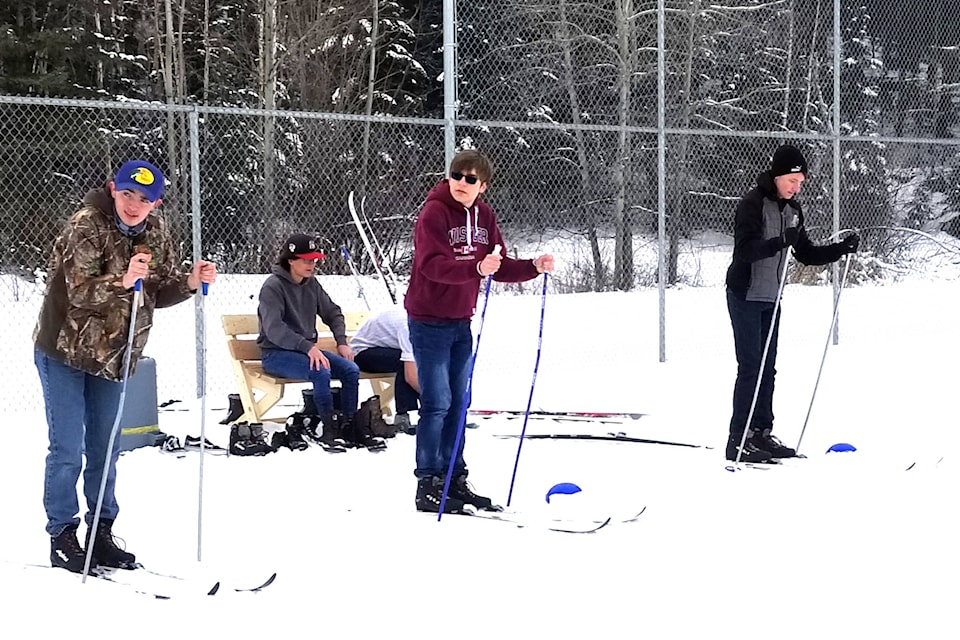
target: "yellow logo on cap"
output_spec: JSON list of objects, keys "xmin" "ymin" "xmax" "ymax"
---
[{"xmin": 132, "ymin": 167, "xmax": 155, "ymax": 186}]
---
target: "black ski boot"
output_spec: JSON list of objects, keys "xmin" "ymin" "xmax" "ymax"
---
[
  {"xmin": 281, "ymin": 414, "xmax": 311, "ymax": 452},
  {"xmin": 85, "ymin": 519, "xmax": 137, "ymax": 570},
  {"xmin": 229, "ymin": 422, "xmax": 273, "ymax": 456},
  {"xmin": 726, "ymin": 431, "xmax": 774, "ymax": 463},
  {"xmin": 297, "ymin": 412, "xmax": 346, "ymax": 452},
  {"xmin": 752, "ymin": 428, "xmax": 797, "ymax": 458},
  {"xmin": 415, "ymin": 476, "xmax": 467, "ymax": 514},
  {"xmin": 51, "ymin": 524, "xmax": 88, "ymax": 573},
  {"xmin": 220, "ymin": 393, "xmax": 244, "ymax": 424},
  {"xmin": 393, "ymin": 413, "xmax": 416, "ymax": 435},
  {"xmin": 319, "ymin": 412, "xmax": 348, "ymax": 449},
  {"xmin": 449, "ymin": 475, "xmax": 502, "ymax": 512}
]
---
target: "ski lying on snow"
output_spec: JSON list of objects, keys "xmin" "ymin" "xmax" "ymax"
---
[
  {"xmin": 494, "ymin": 433, "xmax": 710, "ymax": 449},
  {"xmin": 472, "ymin": 410, "xmax": 646, "ymax": 423},
  {"xmin": 441, "ymin": 506, "xmax": 647, "ymax": 534}
]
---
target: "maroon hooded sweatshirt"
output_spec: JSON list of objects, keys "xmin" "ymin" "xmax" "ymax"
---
[{"xmin": 404, "ymin": 180, "xmax": 539, "ymax": 322}]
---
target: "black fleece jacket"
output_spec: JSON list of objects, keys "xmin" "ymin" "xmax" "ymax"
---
[{"xmin": 725, "ymin": 171, "xmax": 846, "ymax": 297}]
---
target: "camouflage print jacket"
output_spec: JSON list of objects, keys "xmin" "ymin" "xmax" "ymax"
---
[{"xmin": 33, "ymin": 187, "xmax": 195, "ymax": 381}]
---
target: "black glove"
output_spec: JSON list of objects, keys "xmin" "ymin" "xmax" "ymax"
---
[
  {"xmin": 781, "ymin": 226, "xmax": 799, "ymax": 248},
  {"xmin": 841, "ymin": 233, "xmax": 860, "ymax": 254}
]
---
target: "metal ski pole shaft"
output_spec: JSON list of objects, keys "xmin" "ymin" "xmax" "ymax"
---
[
  {"xmin": 197, "ymin": 281, "xmax": 209, "ymax": 562},
  {"xmin": 438, "ymin": 244, "xmax": 500, "ymax": 520},
  {"xmin": 82, "ymin": 279, "xmax": 142, "ymax": 582},
  {"xmin": 341, "ymin": 246, "xmax": 371, "ymax": 310},
  {"xmin": 733, "ymin": 247, "xmax": 793, "ymax": 467},
  {"xmin": 507, "ymin": 272, "xmax": 548, "ymax": 507},
  {"xmin": 348, "ymin": 191, "xmax": 396, "ymax": 304},
  {"xmin": 794, "ymin": 253, "xmax": 853, "ymax": 454}
]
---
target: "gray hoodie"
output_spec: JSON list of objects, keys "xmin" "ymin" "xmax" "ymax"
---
[{"xmin": 257, "ymin": 264, "xmax": 347, "ymax": 353}]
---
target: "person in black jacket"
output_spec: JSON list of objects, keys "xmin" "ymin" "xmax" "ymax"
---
[{"xmin": 725, "ymin": 145, "xmax": 859, "ymax": 463}]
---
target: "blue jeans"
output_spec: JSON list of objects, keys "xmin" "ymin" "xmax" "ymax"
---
[
  {"xmin": 354, "ymin": 347, "xmax": 420, "ymax": 414},
  {"xmin": 262, "ymin": 348, "xmax": 360, "ymax": 417},
  {"xmin": 35, "ymin": 347, "xmax": 123, "ymax": 536},
  {"xmin": 726, "ymin": 289, "xmax": 780, "ymax": 439},
  {"xmin": 408, "ymin": 319, "xmax": 472, "ymax": 479}
]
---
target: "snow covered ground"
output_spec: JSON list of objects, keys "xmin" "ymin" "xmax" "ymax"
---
[{"xmin": 1, "ymin": 269, "xmax": 958, "ymax": 639}]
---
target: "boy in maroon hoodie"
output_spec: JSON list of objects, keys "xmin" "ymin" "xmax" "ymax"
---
[{"xmin": 404, "ymin": 150, "xmax": 554, "ymax": 513}]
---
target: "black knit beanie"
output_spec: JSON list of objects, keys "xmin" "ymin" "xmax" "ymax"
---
[{"xmin": 770, "ymin": 145, "xmax": 808, "ymax": 177}]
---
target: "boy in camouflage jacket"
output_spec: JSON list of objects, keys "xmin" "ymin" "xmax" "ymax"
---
[{"xmin": 33, "ymin": 159, "xmax": 216, "ymax": 573}]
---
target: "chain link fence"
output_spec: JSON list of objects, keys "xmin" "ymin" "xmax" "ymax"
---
[{"xmin": 3, "ymin": 0, "xmax": 959, "ymax": 412}]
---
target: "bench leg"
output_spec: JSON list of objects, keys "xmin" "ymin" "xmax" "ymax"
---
[
  {"xmin": 251, "ymin": 384, "xmax": 283, "ymax": 423},
  {"xmin": 368, "ymin": 379, "xmax": 395, "ymax": 417}
]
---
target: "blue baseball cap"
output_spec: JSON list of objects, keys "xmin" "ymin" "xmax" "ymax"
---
[{"xmin": 114, "ymin": 160, "xmax": 164, "ymax": 202}]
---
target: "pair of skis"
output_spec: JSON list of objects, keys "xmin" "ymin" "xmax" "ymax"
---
[
  {"xmin": 20, "ymin": 562, "xmax": 276, "ymax": 600},
  {"xmin": 347, "ymin": 191, "xmax": 399, "ymax": 305},
  {"xmin": 96, "ymin": 567, "xmax": 277, "ymax": 599}
]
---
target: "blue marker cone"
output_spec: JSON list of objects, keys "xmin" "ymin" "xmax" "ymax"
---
[
  {"xmin": 827, "ymin": 442, "xmax": 856, "ymax": 454},
  {"xmin": 546, "ymin": 482, "xmax": 582, "ymax": 504}
]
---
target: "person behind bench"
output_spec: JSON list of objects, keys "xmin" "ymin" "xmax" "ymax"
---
[
  {"xmin": 350, "ymin": 307, "xmax": 419, "ymax": 434},
  {"xmin": 257, "ymin": 233, "xmax": 360, "ymax": 446},
  {"xmin": 350, "ymin": 307, "xmax": 480, "ymax": 435}
]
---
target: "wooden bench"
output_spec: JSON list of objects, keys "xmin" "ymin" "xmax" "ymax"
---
[{"xmin": 222, "ymin": 312, "xmax": 395, "ymax": 423}]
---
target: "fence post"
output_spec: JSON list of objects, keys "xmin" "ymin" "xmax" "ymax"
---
[
  {"xmin": 443, "ymin": 0, "xmax": 457, "ymax": 169},
  {"xmin": 832, "ymin": 0, "xmax": 842, "ymax": 345},
  {"xmin": 657, "ymin": 0, "xmax": 667, "ymax": 363}
]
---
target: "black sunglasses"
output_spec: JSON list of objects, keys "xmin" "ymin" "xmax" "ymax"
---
[{"xmin": 450, "ymin": 171, "xmax": 480, "ymax": 185}]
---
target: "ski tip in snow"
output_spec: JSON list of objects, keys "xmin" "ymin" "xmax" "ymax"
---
[{"xmin": 236, "ymin": 572, "xmax": 277, "ymax": 592}]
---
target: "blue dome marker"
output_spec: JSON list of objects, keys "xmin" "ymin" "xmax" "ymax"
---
[
  {"xmin": 546, "ymin": 482, "xmax": 582, "ymax": 503},
  {"xmin": 827, "ymin": 442, "xmax": 856, "ymax": 453}
]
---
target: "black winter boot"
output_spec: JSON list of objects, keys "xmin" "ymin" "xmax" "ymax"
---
[
  {"xmin": 51, "ymin": 524, "xmax": 88, "ymax": 573},
  {"xmin": 317, "ymin": 412, "xmax": 348, "ymax": 448},
  {"xmin": 415, "ymin": 476, "xmax": 467, "ymax": 514},
  {"xmin": 301, "ymin": 390, "xmax": 319, "ymax": 416},
  {"xmin": 220, "ymin": 393, "xmax": 244, "ymax": 424},
  {"xmin": 359, "ymin": 395, "xmax": 396, "ymax": 438},
  {"xmin": 85, "ymin": 519, "xmax": 137, "ymax": 569},
  {"xmin": 342, "ymin": 411, "xmax": 387, "ymax": 452}
]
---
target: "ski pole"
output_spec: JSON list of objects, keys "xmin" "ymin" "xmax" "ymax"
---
[
  {"xmin": 506, "ymin": 272, "xmax": 548, "ymax": 507},
  {"xmin": 197, "ymin": 281, "xmax": 208, "ymax": 562},
  {"xmin": 732, "ymin": 244, "xmax": 794, "ymax": 468},
  {"xmin": 794, "ymin": 252, "xmax": 853, "ymax": 454},
  {"xmin": 341, "ymin": 246, "xmax": 371, "ymax": 310},
  {"xmin": 83, "ymin": 278, "xmax": 142, "ymax": 582},
  {"xmin": 438, "ymin": 244, "xmax": 500, "ymax": 520}
]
